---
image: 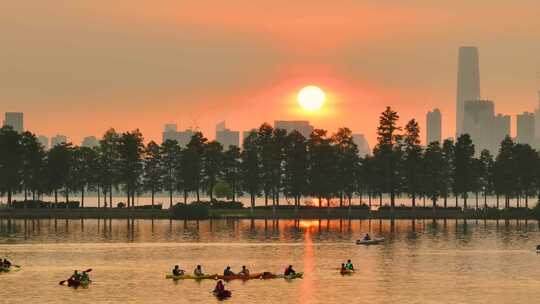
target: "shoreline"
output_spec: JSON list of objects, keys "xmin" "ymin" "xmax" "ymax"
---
[{"xmin": 0, "ymin": 207, "xmax": 537, "ymax": 220}]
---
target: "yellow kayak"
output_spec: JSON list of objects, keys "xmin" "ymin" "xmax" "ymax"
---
[{"xmin": 165, "ymin": 274, "xmax": 218, "ymax": 280}]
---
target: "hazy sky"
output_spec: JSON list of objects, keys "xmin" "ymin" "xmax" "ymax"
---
[{"xmin": 1, "ymin": 0, "xmax": 539, "ymax": 146}]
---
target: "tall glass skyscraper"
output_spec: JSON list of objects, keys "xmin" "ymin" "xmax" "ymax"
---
[{"xmin": 456, "ymin": 47, "xmax": 481, "ymax": 136}]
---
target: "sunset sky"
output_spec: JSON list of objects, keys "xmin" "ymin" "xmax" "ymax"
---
[{"xmin": 1, "ymin": 1, "xmax": 539, "ymax": 146}]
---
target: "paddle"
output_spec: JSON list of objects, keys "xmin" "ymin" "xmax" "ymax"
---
[{"xmin": 59, "ymin": 268, "xmax": 92, "ymax": 285}]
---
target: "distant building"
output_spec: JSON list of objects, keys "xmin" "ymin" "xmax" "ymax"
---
[
  {"xmin": 215, "ymin": 121, "xmax": 239, "ymax": 149},
  {"xmin": 516, "ymin": 112, "xmax": 535, "ymax": 145},
  {"xmin": 51, "ymin": 134, "xmax": 67, "ymax": 147},
  {"xmin": 37, "ymin": 135, "xmax": 49, "ymax": 150},
  {"xmin": 493, "ymin": 114, "xmax": 511, "ymax": 148},
  {"xmin": 456, "ymin": 47, "xmax": 481, "ymax": 136},
  {"xmin": 3, "ymin": 112, "xmax": 23, "ymax": 133},
  {"xmin": 82, "ymin": 136, "xmax": 99, "ymax": 148},
  {"xmin": 274, "ymin": 120, "xmax": 313, "ymax": 138},
  {"xmin": 164, "ymin": 123, "xmax": 177, "ymax": 132},
  {"xmin": 534, "ymin": 91, "xmax": 540, "ymax": 144},
  {"xmin": 463, "ymin": 100, "xmax": 495, "ymax": 153},
  {"xmin": 426, "ymin": 108, "xmax": 442, "ymax": 144},
  {"xmin": 162, "ymin": 124, "xmax": 195, "ymax": 148},
  {"xmin": 352, "ymin": 134, "xmax": 370, "ymax": 157}
]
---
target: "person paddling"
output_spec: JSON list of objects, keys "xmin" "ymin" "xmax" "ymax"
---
[
  {"xmin": 194, "ymin": 265, "xmax": 204, "ymax": 276},
  {"xmin": 340, "ymin": 263, "xmax": 347, "ymax": 273},
  {"xmin": 214, "ymin": 280, "xmax": 225, "ymax": 293},
  {"xmin": 238, "ymin": 265, "xmax": 250, "ymax": 276},
  {"xmin": 81, "ymin": 271, "xmax": 90, "ymax": 282},
  {"xmin": 363, "ymin": 233, "xmax": 371, "ymax": 241},
  {"xmin": 2, "ymin": 258, "xmax": 12, "ymax": 268},
  {"xmin": 345, "ymin": 259, "xmax": 354, "ymax": 271},
  {"xmin": 172, "ymin": 265, "xmax": 185, "ymax": 276},
  {"xmin": 284, "ymin": 265, "xmax": 296, "ymax": 276},
  {"xmin": 223, "ymin": 266, "xmax": 235, "ymax": 276}
]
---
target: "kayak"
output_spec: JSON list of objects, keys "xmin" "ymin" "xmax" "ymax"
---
[
  {"xmin": 356, "ymin": 238, "xmax": 385, "ymax": 245},
  {"xmin": 0, "ymin": 266, "xmax": 21, "ymax": 274},
  {"xmin": 67, "ymin": 279, "xmax": 91, "ymax": 288},
  {"xmin": 261, "ymin": 272, "xmax": 303, "ymax": 280},
  {"xmin": 213, "ymin": 290, "xmax": 232, "ymax": 298},
  {"xmin": 217, "ymin": 273, "xmax": 262, "ymax": 280},
  {"xmin": 340, "ymin": 269, "xmax": 354, "ymax": 275},
  {"xmin": 165, "ymin": 274, "xmax": 218, "ymax": 280}
]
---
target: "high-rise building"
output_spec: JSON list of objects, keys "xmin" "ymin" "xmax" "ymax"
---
[
  {"xmin": 534, "ymin": 91, "xmax": 540, "ymax": 142},
  {"xmin": 215, "ymin": 121, "xmax": 239, "ymax": 149},
  {"xmin": 3, "ymin": 112, "xmax": 23, "ymax": 133},
  {"xmin": 164, "ymin": 123, "xmax": 177, "ymax": 132},
  {"xmin": 82, "ymin": 136, "xmax": 99, "ymax": 148},
  {"xmin": 426, "ymin": 108, "xmax": 442, "ymax": 144},
  {"xmin": 493, "ymin": 114, "xmax": 511, "ymax": 148},
  {"xmin": 352, "ymin": 134, "xmax": 370, "ymax": 157},
  {"xmin": 37, "ymin": 135, "xmax": 49, "ymax": 150},
  {"xmin": 51, "ymin": 134, "xmax": 67, "ymax": 147},
  {"xmin": 274, "ymin": 120, "xmax": 313, "ymax": 138},
  {"xmin": 456, "ymin": 47, "xmax": 481, "ymax": 136},
  {"xmin": 161, "ymin": 124, "xmax": 195, "ymax": 148},
  {"xmin": 463, "ymin": 100, "xmax": 494, "ymax": 153},
  {"xmin": 516, "ymin": 112, "xmax": 535, "ymax": 145}
]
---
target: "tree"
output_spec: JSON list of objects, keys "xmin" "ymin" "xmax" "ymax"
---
[
  {"xmin": 478, "ymin": 149, "xmax": 494, "ymax": 209},
  {"xmin": 161, "ymin": 139, "xmax": 180, "ymax": 208},
  {"xmin": 202, "ymin": 140, "xmax": 224, "ymax": 201},
  {"xmin": 257, "ymin": 123, "xmax": 274, "ymax": 206},
  {"xmin": 332, "ymin": 128, "xmax": 359, "ymax": 207},
  {"xmin": 373, "ymin": 107, "xmax": 402, "ymax": 211},
  {"xmin": 453, "ymin": 134, "xmax": 475, "ymax": 209},
  {"xmin": 493, "ymin": 136, "xmax": 516, "ymax": 208},
  {"xmin": 72, "ymin": 146, "xmax": 98, "ymax": 207},
  {"xmin": 0, "ymin": 126, "xmax": 23, "ymax": 206},
  {"xmin": 222, "ymin": 145, "xmax": 242, "ymax": 202},
  {"xmin": 46, "ymin": 143, "xmax": 73, "ymax": 204},
  {"xmin": 269, "ymin": 128, "xmax": 287, "ymax": 207},
  {"xmin": 118, "ymin": 130, "xmax": 145, "ymax": 207},
  {"xmin": 143, "ymin": 141, "xmax": 163, "ymax": 206},
  {"xmin": 183, "ymin": 132, "xmax": 207, "ymax": 201},
  {"xmin": 99, "ymin": 129, "xmax": 121, "ymax": 207},
  {"xmin": 423, "ymin": 142, "xmax": 444, "ymax": 208},
  {"xmin": 241, "ymin": 131, "xmax": 261, "ymax": 211},
  {"xmin": 20, "ymin": 131, "xmax": 46, "ymax": 201},
  {"xmin": 307, "ymin": 129, "xmax": 338, "ymax": 208},
  {"xmin": 283, "ymin": 130, "xmax": 308, "ymax": 210},
  {"xmin": 402, "ymin": 119, "xmax": 423, "ymax": 209},
  {"xmin": 440, "ymin": 139, "xmax": 455, "ymax": 208},
  {"xmin": 513, "ymin": 143, "xmax": 537, "ymax": 208}
]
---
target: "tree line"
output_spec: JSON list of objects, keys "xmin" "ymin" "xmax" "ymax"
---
[{"xmin": 0, "ymin": 106, "xmax": 539, "ymax": 210}]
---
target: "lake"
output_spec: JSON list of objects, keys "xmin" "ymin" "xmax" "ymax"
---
[{"xmin": 1, "ymin": 219, "xmax": 539, "ymax": 303}]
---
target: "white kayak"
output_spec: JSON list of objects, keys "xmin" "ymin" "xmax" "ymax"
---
[{"xmin": 356, "ymin": 238, "xmax": 384, "ymax": 245}]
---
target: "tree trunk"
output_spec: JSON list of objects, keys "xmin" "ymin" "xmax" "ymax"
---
[
  {"xmin": 97, "ymin": 186, "xmax": 101, "ymax": 208},
  {"xmin": 265, "ymin": 193, "xmax": 268, "ymax": 207},
  {"xmin": 412, "ymin": 194, "xmax": 416, "ymax": 209},
  {"xmin": 55, "ymin": 189, "xmax": 58, "ymax": 204},
  {"xmin": 169, "ymin": 189, "xmax": 173, "ymax": 209},
  {"xmin": 7, "ymin": 190, "xmax": 12, "ymax": 207},
  {"xmin": 526, "ymin": 195, "xmax": 529, "ymax": 209},
  {"xmin": 81, "ymin": 186, "xmax": 85, "ymax": 208},
  {"xmin": 444, "ymin": 195, "xmax": 447, "ymax": 208},
  {"xmin": 475, "ymin": 192, "xmax": 479, "ymax": 209},
  {"xmin": 232, "ymin": 181, "xmax": 236, "ymax": 202},
  {"xmin": 151, "ymin": 190, "xmax": 155, "ymax": 207},
  {"xmin": 109, "ymin": 185, "xmax": 113, "ymax": 208},
  {"xmin": 184, "ymin": 190, "xmax": 188, "ymax": 205},
  {"xmin": 196, "ymin": 189, "xmax": 200, "ymax": 202}
]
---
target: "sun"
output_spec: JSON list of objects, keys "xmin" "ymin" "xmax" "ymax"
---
[{"xmin": 298, "ymin": 85, "xmax": 325, "ymax": 111}]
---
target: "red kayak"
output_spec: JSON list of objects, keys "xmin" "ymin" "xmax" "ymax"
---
[{"xmin": 213, "ymin": 290, "xmax": 232, "ymax": 299}]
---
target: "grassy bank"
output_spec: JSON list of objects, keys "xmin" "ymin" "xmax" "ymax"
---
[{"xmin": 0, "ymin": 206, "xmax": 538, "ymax": 220}]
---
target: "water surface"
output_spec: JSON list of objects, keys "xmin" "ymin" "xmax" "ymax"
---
[{"xmin": 1, "ymin": 219, "xmax": 539, "ymax": 303}]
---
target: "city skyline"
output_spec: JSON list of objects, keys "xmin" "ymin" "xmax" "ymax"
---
[{"xmin": 1, "ymin": 1, "xmax": 539, "ymax": 147}]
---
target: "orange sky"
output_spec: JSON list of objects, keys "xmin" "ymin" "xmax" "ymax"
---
[{"xmin": 1, "ymin": 1, "xmax": 539, "ymax": 146}]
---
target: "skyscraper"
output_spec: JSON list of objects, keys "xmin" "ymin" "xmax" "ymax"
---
[
  {"xmin": 215, "ymin": 121, "xmax": 239, "ymax": 149},
  {"xmin": 51, "ymin": 134, "xmax": 67, "ymax": 147},
  {"xmin": 82, "ymin": 136, "xmax": 99, "ymax": 148},
  {"xmin": 274, "ymin": 120, "xmax": 313, "ymax": 138},
  {"xmin": 516, "ymin": 112, "xmax": 535, "ymax": 145},
  {"xmin": 37, "ymin": 135, "xmax": 49, "ymax": 150},
  {"xmin": 3, "ymin": 112, "xmax": 23, "ymax": 133},
  {"xmin": 426, "ymin": 108, "xmax": 442, "ymax": 144},
  {"xmin": 463, "ymin": 100, "xmax": 494, "ymax": 153},
  {"xmin": 456, "ymin": 47, "xmax": 481, "ymax": 136},
  {"xmin": 493, "ymin": 114, "xmax": 511, "ymax": 148},
  {"xmin": 161, "ymin": 124, "xmax": 195, "ymax": 148},
  {"xmin": 352, "ymin": 134, "xmax": 370, "ymax": 157}
]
